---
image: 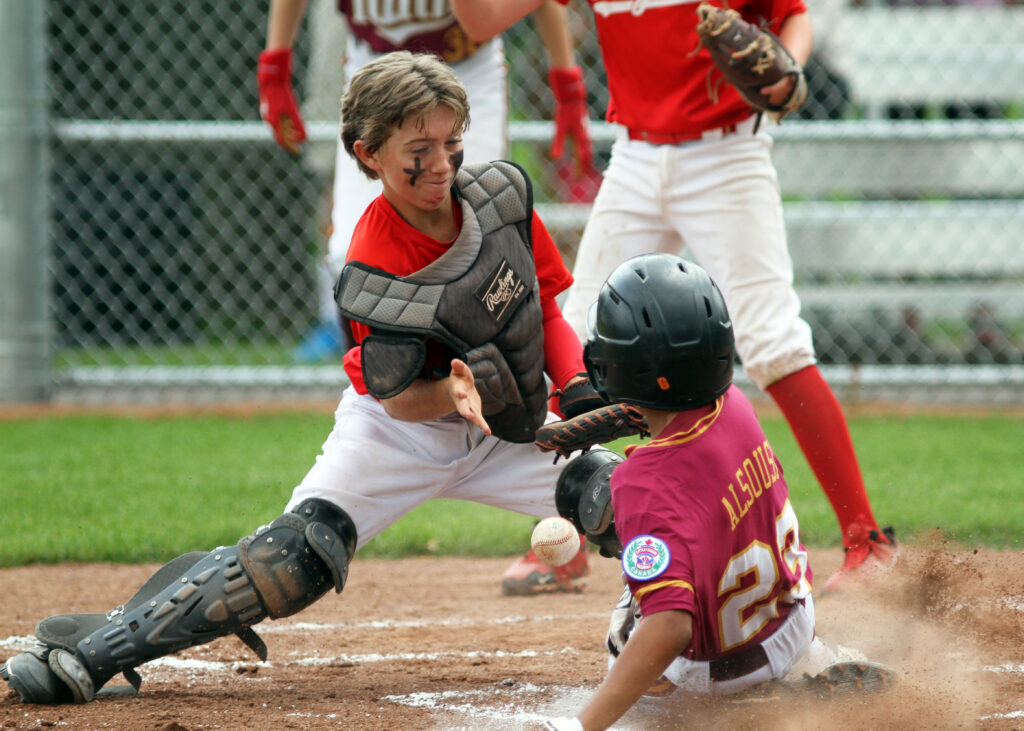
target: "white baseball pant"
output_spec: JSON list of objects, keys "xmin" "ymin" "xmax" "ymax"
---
[
  {"xmin": 561, "ymin": 117, "xmax": 816, "ymax": 390},
  {"xmin": 286, "ymin": 387, "xmax": 564, "ymax": 550}
]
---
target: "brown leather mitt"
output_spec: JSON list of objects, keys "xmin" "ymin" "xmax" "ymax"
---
[{"xmin": 695, "ymin": 2, "xmax": 807, "ymax": 121}]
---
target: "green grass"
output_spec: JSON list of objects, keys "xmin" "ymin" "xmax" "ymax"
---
[
  {"xmin": 2, "ymin": 408, "xmax": 1022, "ymax": 567},
  {"xmin": 54, "ymin": 341, "xmax": 301, "ymax": 368}
]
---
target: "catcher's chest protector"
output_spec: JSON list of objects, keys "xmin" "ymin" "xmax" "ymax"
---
[{"xmin": 336, "ymin": 161, "xmax": 547, "ymax": 442}]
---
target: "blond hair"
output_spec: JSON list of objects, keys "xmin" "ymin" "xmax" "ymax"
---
[{"xmin": 341, "ymin": 51, "xmax": 470, "ymax": 180}]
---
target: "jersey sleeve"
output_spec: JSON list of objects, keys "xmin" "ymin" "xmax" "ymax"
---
[
  {"xmin": 532, "ymin": 213, "xmax": 574, "ymax": 300},
  {"xmin": 541, "ymin": 297, "xmax": 585, "ymax": 391},
  {"xmin": 614, "ymin": 468, "xmax": 699, "ymax": 617},
  {"xmin": 766, "ymin": 0, "xmax": 807, "ymax": 30}
]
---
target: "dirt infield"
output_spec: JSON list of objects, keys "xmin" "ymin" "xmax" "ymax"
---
[{"xmin": 2, "ymin": 546, "xmax": 1024, "ymax": 729}]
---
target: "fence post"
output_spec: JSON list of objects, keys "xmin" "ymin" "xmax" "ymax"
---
[{"xmin": 0, "ymin": 0, "xmax": 52, "ymax": 402}]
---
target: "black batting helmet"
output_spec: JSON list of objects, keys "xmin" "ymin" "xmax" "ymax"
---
[{"xmin": 583, "ymin": 254, "xmax": 735, "ymax": 410}]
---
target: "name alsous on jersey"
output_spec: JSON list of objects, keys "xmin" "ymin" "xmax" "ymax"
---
[{"xmin": 720, "ymin": 440, "xmax": 782, "ymax": 531}]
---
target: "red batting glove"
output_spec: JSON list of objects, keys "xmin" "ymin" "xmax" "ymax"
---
[
  {"xmin": 258, "ymin": 47, "xmax": 307, "ymax": 155},
  {"xmin": 548, "ymin": 65, "xmax": 596, "ymax": 180}
]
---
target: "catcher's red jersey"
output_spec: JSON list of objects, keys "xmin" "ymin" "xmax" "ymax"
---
[
  {"xmin": 342, "ymin": 194, "xmax": 574, "ymax": 393},
  {"xmin": 612, "ymin": 385, "xmax": 812, "ymax": 661},
  {"xmin": 573, "ymin": 0, "xmax": 805, "ymax": 135}
]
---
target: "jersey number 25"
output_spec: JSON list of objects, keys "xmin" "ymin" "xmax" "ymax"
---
[{"xmin": 717, "ymin": 500, "xmax": 811, "ymax": 651}]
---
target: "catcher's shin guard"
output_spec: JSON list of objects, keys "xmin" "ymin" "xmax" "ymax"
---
[
  {"xmin": 8, "ymin": 499, "xmax": 356, "ymax": 704},
  {"xmin": 556, "ymin": 449, "xmax": 623, "ymax": 558}
]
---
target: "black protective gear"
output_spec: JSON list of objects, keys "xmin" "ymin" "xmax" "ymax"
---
[
  {"xmin": 584, "ymin": 254, "xmax": 735, "ymax": 410},
  {"xmin": 554, "ymin": 373, "xmax": 607, "ymax": 419},
  {"xmin": 555, "ymin": 449, "xmax": 623, "ymax": 558},
  {"xmin": 336, "ymin": 161, "xmax": 547, "ymax": 443},
  {"xmin": 4, "ymin": 499, "xmax": 356, "ymax": 704}
]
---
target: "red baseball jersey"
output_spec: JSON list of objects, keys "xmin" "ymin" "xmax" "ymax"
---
[
  {"xmin": 342, "ymin": 194, "xmax": 574, "ymax": 392},
  {"xmin": 337, "ymin": 0, "xmax": 482, "ymax": 64},
  {"xmin": 571, "ymin": 0, "xmax": 806, "ymax": 135},
  {"xmin": 613, "ymin": 385, "xmax": 812, "ymax": 661}
]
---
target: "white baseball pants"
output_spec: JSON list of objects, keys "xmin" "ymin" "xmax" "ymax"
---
[
  {"xmin": 286, "ymin": 387, "xmax": 563, "ymax": 550},
  {"xmin": 561, "ymin": 117, "xmax": 816, "ymax": 390}
]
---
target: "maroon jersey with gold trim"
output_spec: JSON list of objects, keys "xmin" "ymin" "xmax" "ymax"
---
[
  {"xmin": 337, "ymin": 0, "xmax": 482, "ymax": 63},
  {"xmin": 613, "ymin": 385, "xmax": 812, "ymax": 662}
]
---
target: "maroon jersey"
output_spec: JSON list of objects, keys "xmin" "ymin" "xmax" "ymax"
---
[
  {"xmin": 337, "ymin": 0, "xmax": 482, "ymax": 63},
  {"xmin": 613, "ymin": 385, "xmax": 812, "ymax": 661}
]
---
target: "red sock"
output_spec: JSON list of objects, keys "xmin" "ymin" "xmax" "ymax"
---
[{"xmin": 765, "ymin": 365, "xmax": 879, "ymax": 547}]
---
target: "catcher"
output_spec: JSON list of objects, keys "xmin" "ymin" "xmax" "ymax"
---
[
  {"xmin": 0, "ymin": 51, "xmax": 641, "ymax": 706},
  {"xmin": 544, "ymin": 255, "xmax": 895, "ymax": 731}
]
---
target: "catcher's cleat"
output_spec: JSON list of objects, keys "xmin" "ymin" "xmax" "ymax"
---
[
  {"xmin": 805, "ymin": 661, "xmax": 897, "ymax": 697},
  {"xmin": 501, "ymin": 537, "xmax": 589, "ymax": 596},
  {"xmin": 1, "ymin": 644, "xmax": 94, "ymax": 705},
  {"xmin": 821, "ymin": 525, "xmax": 899, "ymax": 594}
]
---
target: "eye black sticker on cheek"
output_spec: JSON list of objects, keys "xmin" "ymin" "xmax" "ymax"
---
[
  {"xmin": 403, "ymin": 157, "xmax": 424, "ymax": 187},
  {"xmin": 449, "ymin": 149, "xmax": 464, "ymax": 174}
]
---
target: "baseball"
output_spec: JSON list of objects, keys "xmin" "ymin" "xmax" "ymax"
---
[{"xmin": 531, "ymin": 517, "xmax": 580, "ymax": 567}]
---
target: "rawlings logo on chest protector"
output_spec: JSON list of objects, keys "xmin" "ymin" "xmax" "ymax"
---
[{"xmin": 474, "ymin": 259, "xmax": 526, "ymax": 325}]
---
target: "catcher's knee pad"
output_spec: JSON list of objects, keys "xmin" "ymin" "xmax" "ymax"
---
[
  {"xmin": 556, "ymin": 449, "xmax": 623, "ymax": 558},
  {"xmin": 23, "ymin": 499, "xmax": 357, "ymax": 702},
  {"xmin": 239, "ymin": 498, "xmax": 357, "ymax": 616}
]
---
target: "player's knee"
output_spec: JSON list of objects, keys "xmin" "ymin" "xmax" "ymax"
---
[
  {"xmin": 556, "ymin": 450, "xmax": 623, "ymax": 558},
  {"xmin": 238, "ymin": 498, "xmax": 357, "ymax": 618}
]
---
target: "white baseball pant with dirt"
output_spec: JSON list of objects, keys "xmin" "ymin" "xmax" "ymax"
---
[
  {"xmin": 560, "ymin": 117, "xmax": 816, "ymax": 390},
  {"xmin": 286, "ymin": 387, "xmax": 562, "ymax": 550}
]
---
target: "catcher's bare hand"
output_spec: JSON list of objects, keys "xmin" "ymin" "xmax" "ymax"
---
[{"xmin": 449, "ymin": 358, "xmax": 491, "ymax": 435}]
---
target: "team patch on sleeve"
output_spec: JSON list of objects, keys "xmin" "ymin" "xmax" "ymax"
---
[{"xmin": 621, "ymin": 535, "xmax": 671, "ymax": 581}]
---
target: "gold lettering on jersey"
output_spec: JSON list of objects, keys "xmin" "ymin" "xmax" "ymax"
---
[
  {"xmin": 721, "ymin": 494, "xmax": 741, "ymax": 530},
  {"xmin": 735, "ymin": 468, "xmax": 755, "ymax": 511},
  {"xmin": 752, "ymin": 445, "xmax": 772, "ymax": 489},
  {"xmin": 764, "ymin": 441, "xmax": 781, "ymax": 482},
  {"xmin": 722, "ymin": 440, "xmax": 783, "ymax": 531},
  {"xmin": 742, "ymin": 458, "xmax": 763, "ymax": 498}
]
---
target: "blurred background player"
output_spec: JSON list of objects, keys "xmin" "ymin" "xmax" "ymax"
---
[
  {"xmin": 450, "ymin": 0, "xmax": 898, "ymax": 592},
  {"xmin": 543, "ymin": 254, "xmax": 893, "ymax": 731},
  {"xmin": 258, "ymin": 0, "xmax": 596, "ymax": 363},
  {"xmin": 258, "ymin": 0, "xmax": 597, "ymax": 595}
]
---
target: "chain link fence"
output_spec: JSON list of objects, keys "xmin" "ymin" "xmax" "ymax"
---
[{"xmin": 7, "ymin": 0, "xmax": 1024, "ymax": 403}]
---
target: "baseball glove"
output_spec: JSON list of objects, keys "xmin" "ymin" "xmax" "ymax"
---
[
  {"xmin": 695, "ymin": 2, "xmax": 807, "ymax": 121},
  {"xmin": 535, "ymin": 402, "xmax": 650, "ymax": 461}
]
